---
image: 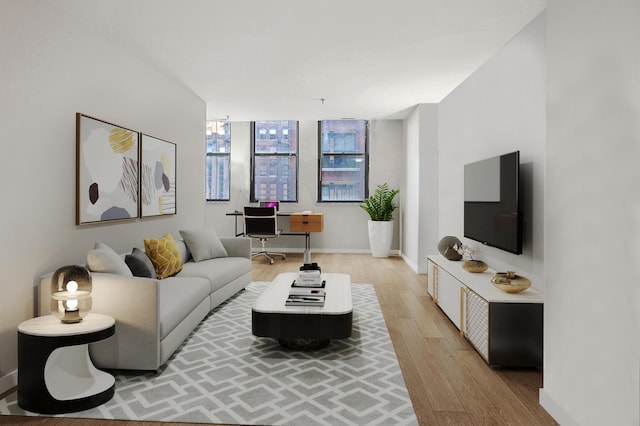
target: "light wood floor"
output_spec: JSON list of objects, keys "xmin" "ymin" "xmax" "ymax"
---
[{"xmin": 2, "ymin": 253, "xmax": 557, "ymax": 426}]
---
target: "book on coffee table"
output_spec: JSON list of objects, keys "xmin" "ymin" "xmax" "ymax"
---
[
  {"xmin": 291, "ymin": 279, "xmax": 326, "ymax": 288},
  {"xmin": 297, "ymin": 269, "xmax": 322, "ymax": 286},
  {"xmin": 285, "ymin": 294, "xmax": 325, "ymax": 306},
  {"xmin": 289, "ymin": 286, "xmax": 326, "ymax": 296}
]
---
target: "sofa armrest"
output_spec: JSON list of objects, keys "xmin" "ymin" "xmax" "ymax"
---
[
  {"xmin": 220, "ymin": 237, "xmax": 251, "ymax": 259},
  {"xmin": 39, "ymin": 272, "xmax": 161, "ymax": 370}
]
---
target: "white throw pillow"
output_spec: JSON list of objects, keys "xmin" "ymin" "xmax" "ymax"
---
[
  {"xmin": 179, "ymin": 226, "xmax": 228, "ymax": 262},
  {"xmin": 87, "ymin": 242, "xmax": 133, "ymax": 276}
]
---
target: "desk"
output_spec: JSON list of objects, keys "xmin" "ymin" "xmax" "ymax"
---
[
  {"xmin": 289, "ymin": 212, "xmax": 324, "ymax": 232},
  {"xmin": 226, "ymin": 211, "xmax": 324, "ymax": 263}
]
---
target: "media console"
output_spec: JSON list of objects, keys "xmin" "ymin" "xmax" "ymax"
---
[{"xmin": 427, "ymin": 255, "xmax": 543, "ymax": 368}]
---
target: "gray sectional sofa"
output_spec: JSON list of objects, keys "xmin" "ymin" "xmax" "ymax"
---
[{"xmin": 38, "ymin": 231, "xmax": 252, "ymax": 371}]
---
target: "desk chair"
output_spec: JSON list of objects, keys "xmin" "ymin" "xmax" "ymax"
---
[{"xmin": 243, "ymin": 206, "xmax": 286, "ymax": 264}]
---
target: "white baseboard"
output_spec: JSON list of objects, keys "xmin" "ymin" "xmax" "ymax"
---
[
  {"xmin": 401, "ymin": 253, "xmax": 418, "ymax": 272},
  {"xmin": 0, "ymin": 369, "xmax": 17, "ymax": 395},
  {"xmin": 539, "ymin": 388, "xmax": 579, "ymax": 426}
]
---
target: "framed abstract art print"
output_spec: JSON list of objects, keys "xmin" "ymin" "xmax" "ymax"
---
[
  {"xmin": 140, "ymin": 134, "xmax": 177, "ymax": 217},
  {"xmin": 76, "ymin": 113, "xmax": 140, "ymax": 225}
]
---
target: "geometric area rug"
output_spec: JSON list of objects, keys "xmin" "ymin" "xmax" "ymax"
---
[{"xmin": 0, "ymin": 282, "xmax": 418, "ymax": 426}]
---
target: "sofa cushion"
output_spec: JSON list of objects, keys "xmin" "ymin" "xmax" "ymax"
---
[
  {"xmin": 144, "ymin": 233, "xmax": 183, "ymax": 279},
  {"xmin": 174, "ymin": 239, "xmax": 192, "ymax": 263},
  {"xmin": 87, "ymin": 242, "xmax": 133, "ymax": 276},
  {"xmin": 179, "ymin": 226, "xmax": 228, "ymax": 262},
  {"xmin": 125, "ymin": 247, "xmax": 157, "ymax": 279},
  {"xmin": 157, "ymin": 276, "xmax": 210, "ymax": 339},
  {"xmin": 179, "ymin": 256, "xmax": 251, "ymax": 293}
]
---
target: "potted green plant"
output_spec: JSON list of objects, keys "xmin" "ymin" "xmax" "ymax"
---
[{"xmin": 360, "ymin": 183, "xmax": 400, "ymax": 257}]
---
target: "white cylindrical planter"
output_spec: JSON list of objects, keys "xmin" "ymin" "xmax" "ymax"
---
[{"xmin": 368, "ymin": 220, "xmax": 394, "ymax": 258}]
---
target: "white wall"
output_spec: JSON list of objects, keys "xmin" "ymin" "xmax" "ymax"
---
[
  {"xmin": 205, "ymin": 120, "xmax": 404, "ymax": 254},
  {"xmin": 402, "ymin": 110, "xmax": 421, "ymax": 270},
  {"xmin": 402, "ymin": 104, "xmax": 439, "ymax": 273},
  {"xmin": 541, "ymin": 1, "xmax": 640, "ymax": 424},
  {"xmin": 435, "ymin": 13, "xmax": 546, "ymax": 288},
  {"xmin": 0, "ymin": 1, "xmax": 206, "ymax": 384}
]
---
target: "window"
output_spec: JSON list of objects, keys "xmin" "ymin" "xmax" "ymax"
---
[
  {"xmin": 318, "ymin": 120, "xmax": 368, "ymax": 202},
  {"xmin": 205, "ymin": 120, "xmax": 231, "ymax": 201},
  {"xmin": 251, "ymin": 121, "xmax": 298, "ymax": 202}
]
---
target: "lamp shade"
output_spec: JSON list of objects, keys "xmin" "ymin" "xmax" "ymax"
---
[{"xmin": 50, "ymin": 265, "xmax": 92, "ymax": 323}]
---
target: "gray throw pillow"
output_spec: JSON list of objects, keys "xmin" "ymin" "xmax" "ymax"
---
[
  {"xmin": 125, "ymin": 247, "xmax": 157, "ymax": 279},
  {"xmin": 179, "ymin": 226, "xmax": 228, "ymax": 262},
  {"xmin": 87, "ymin": 242, "xmax": 133, "ymax": 276}
]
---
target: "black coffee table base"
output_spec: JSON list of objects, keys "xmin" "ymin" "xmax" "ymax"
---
[{"xmin": 252, "ymin": 310, "xmax": 353, "ymax": 349}]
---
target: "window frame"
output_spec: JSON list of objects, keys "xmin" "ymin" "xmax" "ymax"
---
[
  {"xmin": 250, "ymin": 120, "xmax": 299, "ymax": 203},
  {"xmin": 317, "ymin": 120, "xmax": 369, "ymax": 203},
  {"xmin": 205, "ymin": 120, "xmax": 231, "ymax": 201}
]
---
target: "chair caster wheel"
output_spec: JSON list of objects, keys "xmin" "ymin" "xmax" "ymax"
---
[
  {"xmin": 270, "ymin": 259, "xmax": 274, "ymax": 264},
  {"xmin": 283, "ymin": 254, "xmax": 286, "ymax": 259}
]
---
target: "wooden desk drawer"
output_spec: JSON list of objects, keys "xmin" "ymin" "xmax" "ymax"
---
[{"xmin": 290, "ymin": 213, "xmax": 324, "ymax": 232}]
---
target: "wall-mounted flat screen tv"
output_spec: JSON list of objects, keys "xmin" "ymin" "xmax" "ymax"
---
[{"xmin": 464, "ymin": 151, "xmax": 522, "ymax": 255}]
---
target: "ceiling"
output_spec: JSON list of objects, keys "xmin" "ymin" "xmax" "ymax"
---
[{"xmin": 43, "ymin": 0, "xmax": 545, "ymax": 121}]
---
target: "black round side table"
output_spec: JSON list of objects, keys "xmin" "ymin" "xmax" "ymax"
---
[{"xmin": 17, "ymin": 313, "xmax": 115, "ymax": 414}]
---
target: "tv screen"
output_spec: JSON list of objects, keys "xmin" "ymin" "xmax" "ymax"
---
[{"xmin": 464, "ymin": 151, "xmax": 522, "ymax": 254}]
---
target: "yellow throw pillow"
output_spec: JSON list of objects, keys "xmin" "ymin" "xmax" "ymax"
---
[{"xmin": 144, "ymin": 233, "xmax": 183, "ymax": 279}]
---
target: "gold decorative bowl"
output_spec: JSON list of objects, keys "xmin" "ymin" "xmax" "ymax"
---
[
  {"xmin": 491, "ymin": 271, "xmax": 531, "ymax": 293},
  {"xmin": 462, "ymin": 260, "xmax": 488, "ymax": 273}
]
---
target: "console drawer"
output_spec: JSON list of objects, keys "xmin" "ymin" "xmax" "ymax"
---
[{"xmin": 290, "ymin": 213, "xmax": 324, "ymax": 232}]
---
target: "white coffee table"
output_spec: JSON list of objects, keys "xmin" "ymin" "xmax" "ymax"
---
[{"xmin": 252, "ymin": 272, "xmax": 352, "ymax": 348}]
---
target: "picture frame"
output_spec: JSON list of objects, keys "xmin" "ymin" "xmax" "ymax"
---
[
  {"xmin": 140, "ymin": 134, "xmax": 177, "ymax": 217},
  {"xmin": 76, "ymin": 113, "xmax": 140, "ymax": 225}
]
